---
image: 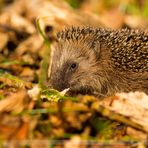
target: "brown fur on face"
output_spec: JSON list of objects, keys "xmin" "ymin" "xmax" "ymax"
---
[{"xmin": 48, "ymin": 27, "xmax": 148, "ymax": 98}]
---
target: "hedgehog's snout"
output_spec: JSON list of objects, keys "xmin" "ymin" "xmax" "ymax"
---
[{"xmin": 48, "ymin": 74, "xmax": 70, "ymax": 92}]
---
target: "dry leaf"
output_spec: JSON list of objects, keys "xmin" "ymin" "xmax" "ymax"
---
[
  {"xmin": 12, "ymin": 122, "xmax": 29, "ymax": 140},
  {"xmin": 125, "ymin": 15, "xmax": 148, "ymax": 29},
  {"xmin": 16, "ymin": 34, "xmax": 43, "ymax": 55},
  {"xmin": 100, "ymin": 9, "xmax": 125, "ymax": 29},
  {"xmin": 0, "ymin": 32, "xmax": 9, "ymax": 51},
  {"xmin": 100, "ymin": 92, "xmax": 148, "ymax": 132},
  {"xmin": 27, "ymin": 85, "xmax": 40, "ymax": 100},
  {"xmin": 20, "ymin": 67, "xmax": 35, "ymax": 82},
  {"xmin": 0, "ymin": 12, "xmax": 36, "ymax": 34},
  {"xmin": 64, "ymin": 136, "xmax": 84, "ymax": 148},
  {"xmin": 0, "ymin": 90, "xmax": 30, "ymax": 112},
  {"xmin": 126, "ymin": 127, "xmax": 147, "ymax": 140}
]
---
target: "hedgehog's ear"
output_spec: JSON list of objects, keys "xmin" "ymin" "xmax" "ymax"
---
[{"xmin": 91, "ymin": 40, "xmax": 101, "ymax": 59}]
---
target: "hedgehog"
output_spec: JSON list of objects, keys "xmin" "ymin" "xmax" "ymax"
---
[{"xmin": 48, "ymin": 26, "xmax": 148, "ymax": 98}]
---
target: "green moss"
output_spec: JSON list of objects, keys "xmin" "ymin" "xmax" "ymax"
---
[
  {"xmin": 40, "ymin": 89, "xmax": 78, "ymax": 102},
  {"xmin": 0, "ymin": 94, "xmax": 4, "ymax": 100},
  {"xmin": 0, "ymin": 73, "xmax": 29, "ymax": 88},
  {"xmin": 64, "ymin": 0, "xmax": 83, "ymax": 9}
]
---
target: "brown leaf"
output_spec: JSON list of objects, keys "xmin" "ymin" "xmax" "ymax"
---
[
  {"xmin": 0, "ymin": 115, "xmax": 21, "ymax": 139},
  {"xmin": 12, "ymin": 122, "xmax": 29, "ymax": 140},
  {"xmin": 99, "ymin": 92, "xmax": 148, "ymax": 133},
  {"xmin": 0, "ymin": 124, "xmax": 16, "ymax": 139},
  {"xmin": 100, "ymin": 9, "xmax": 125, "ymax": 29},
  {"xmin": 0, "ymin": 90, "xmax": 30, "ymax": 112},
  {"xmin": 126, "ymin": 127, "xmax": 147, "ymax": 140},
  {"xmin": 20, "ymin": 67, "xmax": 35, "ymax": 82},
  {"xmin": 16, "ymin": 34, "xmax": 43, "ymax": 55},
  {"xmin": 125, "ymin": 15, "xmax": 148, "ymax": 29},
  {"xmin": 0, "ymin": 12, "xmax": 36, "ymax": 34},
  {"xmin": 0, "ymin": 32, "xmax": 9, "ymax": 51}
]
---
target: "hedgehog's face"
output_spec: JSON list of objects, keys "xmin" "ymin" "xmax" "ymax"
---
[
  {"xmin": 48, "ymin": 40, "xmax": 102, "ymax": 95},
  {"xmin": 47, "ymin": 27, "xmax": 112, "ymax": 97}
]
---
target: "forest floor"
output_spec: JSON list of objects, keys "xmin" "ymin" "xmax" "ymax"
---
[{"xmin": 0, "ymin": 0, "xmax": 148, "ymax": 147}]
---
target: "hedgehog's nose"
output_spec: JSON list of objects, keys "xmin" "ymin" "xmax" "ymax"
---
[
  {"xmin": 52, "ymin": 83, "xmax": 67, "ymax": 91},
  {"xmin": 49, "ymin": 79, "xmax": 69, "ymax": 92}
]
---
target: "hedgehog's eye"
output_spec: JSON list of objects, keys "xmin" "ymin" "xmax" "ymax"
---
[{"xmin": 69, "ymin": 62, "xmax": 78, "ymax": 71}]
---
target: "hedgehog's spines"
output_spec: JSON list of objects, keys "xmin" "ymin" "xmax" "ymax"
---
[{"xmin": 57, "ymin": 26, "xmax": 148, "ymax": 72}]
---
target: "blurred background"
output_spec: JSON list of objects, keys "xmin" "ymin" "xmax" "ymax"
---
[
  {"xmin": 0, "ymin": 0, "xmax": 148, "ymax": 29},
  {"xmin": 64, "ymin": 0, "xmax": 148, "ymax": 28},
  {"xmin": 0, "ymin": 0, "xmax": 147, "ymax": 146}
]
